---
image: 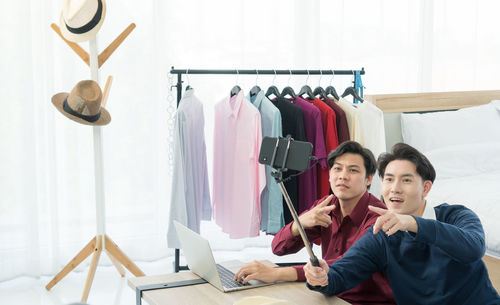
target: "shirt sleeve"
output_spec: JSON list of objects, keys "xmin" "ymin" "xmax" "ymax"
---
[
  {"xmin": 307, "ymin": 227, "xmax": 386, "ymax": 296},
  {"xmin": 411, "ymin": 205, "xmax": 486, "ymax": 264},
  {"xmin": 166, "ymin": 112, "xmax": 188, "ymax": 248}
]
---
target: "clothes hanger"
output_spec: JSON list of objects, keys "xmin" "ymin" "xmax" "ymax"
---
[
  {"xmin": 313, "ymin": 70, "xmax": 328, "ymax": 100},
  {"xmin": 325, "ymin": 69, "xmax": 340, "ymax": 101},
  {"xmin": 250, "ymin": 69, "xmax": 261, "ymax": 97},
  {"xmin": 185, "ymin": 69, "xmax": 193, "ymax": 91},
  {"xmin": 341, "ymin": 71, "xmax": 364, "ymax": 103},
  {"xmin": 280, "ymin": 70, "xmax": 297, "ymax": 99},
  {"xmin": 230, "ymin": 69, "xmax": 241, "ymax": 97},
  {"xmin": 265, "ymin": 70, "xmax": 281, "ymax": 99},
  {"xmin": 298, "ymin": 70, "xmax": 314, "ymax": 99}
]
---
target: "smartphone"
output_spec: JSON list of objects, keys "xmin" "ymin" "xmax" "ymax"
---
[{"xmin": 258, "ymin": 136, "xmax": 313, "ymax": 172}]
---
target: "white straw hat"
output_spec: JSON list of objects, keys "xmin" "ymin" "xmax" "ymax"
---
[{"xmin": 60, "ymin": 0, "xmax": 106, "ymax": 42}]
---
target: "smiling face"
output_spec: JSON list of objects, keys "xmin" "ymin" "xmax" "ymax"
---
[
  {"xmin": 329, "ymin": 153, "xmax": 373, "ymax": 205},
  {"xmin": 381, "ymin": 159, "xmax": 432, "ymax": 216}
]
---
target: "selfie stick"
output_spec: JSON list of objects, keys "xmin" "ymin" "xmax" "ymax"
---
[{"xmin": 269, "ymin": 136, "xmax": 320, "ymax": 267}]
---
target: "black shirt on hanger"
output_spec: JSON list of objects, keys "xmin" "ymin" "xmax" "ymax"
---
[{"xmin": 271, "ymin": 97, "xmax": 307, "ymax": 225}]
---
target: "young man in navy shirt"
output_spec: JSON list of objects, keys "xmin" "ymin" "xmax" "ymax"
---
[{"xmin": 304, "ymin": 143, "xmax": 500, "ymax": 304}]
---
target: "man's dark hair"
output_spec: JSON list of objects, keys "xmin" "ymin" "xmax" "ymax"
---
[
  {"xmin": 377, "ymin": 142, "xmax": 436, "ymax": 183},
  {"xmin": 327, "ymin": 141, "xmax": 376, "ymax": 177}
]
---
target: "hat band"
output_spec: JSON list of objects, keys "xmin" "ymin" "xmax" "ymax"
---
[
  {"xmin": 65, "ymin": 0, "xmax": 103, "ymax": 35},
  {"xmin": 63, "ymin": 98, "xmax": 101, "ymax": 122}
]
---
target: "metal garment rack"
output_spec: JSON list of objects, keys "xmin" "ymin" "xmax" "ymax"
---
[{"xmin": 169, "ymin": 66, "xmax": 365, "ymax": 272}]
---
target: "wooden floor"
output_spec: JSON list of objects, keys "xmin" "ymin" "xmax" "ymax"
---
[{"xmin": 484, "ymin": 255, "xmax": 500, "ymax": 291}]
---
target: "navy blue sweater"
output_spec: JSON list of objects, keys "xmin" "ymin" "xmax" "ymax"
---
[{"xmin": 308, "ymin": 204, "xmax": 500, "ymax": 304}]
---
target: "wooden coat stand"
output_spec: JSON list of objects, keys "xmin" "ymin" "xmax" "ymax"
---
[{"xmin": 45, "ymin": 22, "xmax": 145, "ymax": 303}]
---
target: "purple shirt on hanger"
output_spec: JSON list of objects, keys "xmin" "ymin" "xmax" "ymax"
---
[{"xmin": 293, "ymin": 97, "xmax": 327, "ymax": 213}]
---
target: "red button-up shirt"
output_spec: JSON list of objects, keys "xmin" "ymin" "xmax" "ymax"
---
[
  {"xmin": 310, "ymin": 98, "xmax": 339, "ymax": 198},
  {"xmin": 271, "ymin": 191, "xmax": 395, "ymax": 305}
]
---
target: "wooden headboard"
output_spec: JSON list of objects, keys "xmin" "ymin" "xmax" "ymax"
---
[
  {"xmin": 364, "ymin": 90, "xmax": 500, "ymax": 150},
  {"xmin": 365, "ymin": 90, "xmax": 500, "ymax": 113}
]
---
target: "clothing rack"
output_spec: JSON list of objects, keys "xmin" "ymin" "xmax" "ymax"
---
[{"xmin": 169, "ymin": 66, "xmax": 365, "ymax": 272}]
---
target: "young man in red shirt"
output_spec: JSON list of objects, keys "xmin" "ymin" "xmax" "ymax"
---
[{"xmin": 235, "ymin": 141, "xmax": 395, "ymax": 305}]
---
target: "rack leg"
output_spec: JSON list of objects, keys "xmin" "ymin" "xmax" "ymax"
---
[
  {"xmin": 81, "ymin": 235, "xmax": 103, "ymax": 302},
  {"xmin": 104, "ymin": 235, "xmax": 145, "ymax": 277},
  {"xmin": 106, "ymin": 249, "xmax": 126, "ymax": 277},
  {"xmin": 45, "ymin": 237, "xmax": 97, "ymax": 290}
]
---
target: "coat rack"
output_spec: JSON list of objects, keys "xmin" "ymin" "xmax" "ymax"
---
[
  {"xmin": 45, "ymin": 22, "xmax": 144, "ymax": 303},
  {"xmin": 169, "ymin": 67, "xmax": 365, "ymax": 273}
]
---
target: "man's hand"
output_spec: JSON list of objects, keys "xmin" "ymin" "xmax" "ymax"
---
[
  {"xmin": 291, "ymin": 195, "xmax": 335, "ymax": 236},
  {"xmin": 304, "ymin": 258, "xmax": 329, "ymax": 287},
  {"xmin": 234, "ymin": 261, "xmax": 280, "ymax": 284},
  {"xmin": 368, "ymin": 205, "xmax": 418, "ymax": 236}
]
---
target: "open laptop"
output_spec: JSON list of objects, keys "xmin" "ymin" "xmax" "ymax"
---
[{"xmin": 173, "ymin": 221, "xmax": 273, "ymax": 292}]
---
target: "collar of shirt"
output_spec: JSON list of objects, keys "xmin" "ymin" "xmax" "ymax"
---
[
  {"xmin": 422, "ymin": 201, "xmax": 436, "ymax": 220},
  {"xmin": 247, "ymin": 90, "xmax": 264, "ymax": 109},
  {"xmin": 179, "ymin": 88, "xmax": 195, "ymax": 109},
  {"xmin": 224, "ymin": 90, "xmax": 244, "ymax": 118},
  {"xmin": 331, "ymin": 191, "xmax": 370, "ymax": 227}
]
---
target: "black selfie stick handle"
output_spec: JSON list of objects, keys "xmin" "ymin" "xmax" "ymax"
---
[{"xmin": 310, "ymin": 256, "xmax": 320, "ymax": 267}]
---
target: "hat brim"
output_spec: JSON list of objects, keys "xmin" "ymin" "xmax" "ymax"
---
[
  {"xmin": 59, "ymin": 0, "xmax": 107, "ymax": 43},
  {"xmin": 52, "ymin": 92, "xmax": 111, "ymax": 126}
]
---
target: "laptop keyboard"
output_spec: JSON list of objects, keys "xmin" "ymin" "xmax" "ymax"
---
[{"xmin": 216, "ymin": 264, "xmax": 248, "ymax": 289}]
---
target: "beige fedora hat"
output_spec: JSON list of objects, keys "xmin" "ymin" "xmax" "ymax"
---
[
  {"xmin": 52, "ymin": 80, "xmax": 111, "ymax": 126},
  {"xmin": 60, "ymin": 0, "xmax": 106, "ymax": 43}
]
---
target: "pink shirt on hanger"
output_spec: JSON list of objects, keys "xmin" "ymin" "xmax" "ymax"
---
[{"xmin": 212, "ymin": 91, "xmax": 266, "ymax": 238}]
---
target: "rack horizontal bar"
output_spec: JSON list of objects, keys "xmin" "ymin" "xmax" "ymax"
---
[{"xmin": 170, "ymin": 67, "xmax": 364, "ymax": 75}]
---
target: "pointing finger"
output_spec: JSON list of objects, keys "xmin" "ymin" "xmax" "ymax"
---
[{"xmin": 318, "ymin": 195, "xmax": 334, "ymax": 207}]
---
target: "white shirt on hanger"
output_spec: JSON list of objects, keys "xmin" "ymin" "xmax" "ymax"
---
[{"xmin": 167, "ymin": 89, "xmax": 212, "ymax": 249}]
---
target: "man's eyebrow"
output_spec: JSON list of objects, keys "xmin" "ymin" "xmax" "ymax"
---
[
  {"xmin": 333, "ymin": 162, "xmax": 361, "ymax": 168},
  {"xmin": 384, "ymin": 173, "xmax": 414, "ymax": 177}
]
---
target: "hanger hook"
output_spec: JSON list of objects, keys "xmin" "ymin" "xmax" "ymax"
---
[
  {"xmin": 186, "ymin": 68, "xmax": 190, "ymax": 87},
  {"xmin": 306, "ymin": 69, "xmax": 310, "ymax": 85},
  {"xmin": 287, "ymin": 69, "xmax": 292, "ymax": 86},
  {"xmin": 255, "ymin": 69, "xmax": 259, "ymax": 85},
  {"xmin": 330, "ymin": 69, "xmax": 334, "ymax": 86},
  {"xmin": 272, "ymin": 69, "xmax": 277, "ymax": 86},
  {"xmin": 319, "ymin": 70, "xmax": 323, "ymax": 87},
  {"xmin": 236, "ymin": 69, "xmax": 239, "ymax": 85}
]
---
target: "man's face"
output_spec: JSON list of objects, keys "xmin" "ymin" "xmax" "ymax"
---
[
  {"xmin": 381, "ymin": 159, "xmax": 432, "ymax": 215},
  {"xmin": 329, "ymin": 153, "xmax": 372, "ymax": 202}
]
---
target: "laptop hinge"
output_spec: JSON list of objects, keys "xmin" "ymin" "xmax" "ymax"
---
[{"xmin": 136, "ymin": 278, "xmax": 207, "ymax": 305}]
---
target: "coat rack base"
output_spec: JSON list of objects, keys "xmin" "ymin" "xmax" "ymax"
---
[{"xmin": 45, "ymin": 234, "xmax": 145, "ymax": 303}]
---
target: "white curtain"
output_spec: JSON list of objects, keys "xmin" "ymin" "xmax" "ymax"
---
[{"xmin": 2, "ymin": 0, "xmax": 500, "ymax": 281}]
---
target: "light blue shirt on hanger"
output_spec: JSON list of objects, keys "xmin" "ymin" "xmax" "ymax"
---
[{"xmin": 247, "ymin": 90, "xmax": 284, "ymax": 233}]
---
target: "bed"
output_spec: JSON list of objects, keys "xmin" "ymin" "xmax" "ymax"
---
[{"xmin": 366, "ymin": 91, "xmax": 500, "ymax": 290}]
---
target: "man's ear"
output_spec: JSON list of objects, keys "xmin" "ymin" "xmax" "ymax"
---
[
  {"xmin": 365, "ymin": 174, "xmax": 374, "ymax": 187},
  {"xmin": 422, "ymin": 180, "xmax": 433, "ymax": 198}
]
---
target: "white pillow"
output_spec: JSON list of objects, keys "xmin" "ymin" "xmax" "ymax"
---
[
  {"xmin": 401, "ymin": 101, "xmax": 500, "ymax": 153},
  {"xmin": 425, "ymin": 142, "xmax": 500, "ymax": 179}
]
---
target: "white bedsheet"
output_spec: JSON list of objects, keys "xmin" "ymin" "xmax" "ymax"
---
[{"xmin": 427, "ymin": 171, "xmax": 500, "ymax": 258}]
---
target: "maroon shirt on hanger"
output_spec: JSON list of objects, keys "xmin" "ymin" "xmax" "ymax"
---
[
  {"xmin": 324, "ymin": 98, "xmax": 350, "ymax": 144},
  {"xmin": 271, "ymin": 192, "xmax": 396, "ymax": 305},
  {"xmin": 293, "ymin": 97, "xmax": 327, "ymax": 213}
]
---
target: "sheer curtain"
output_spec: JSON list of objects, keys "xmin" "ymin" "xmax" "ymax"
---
[{"xmin": 1, "ymin": 0, "xmax": 500, "ymax": 281}]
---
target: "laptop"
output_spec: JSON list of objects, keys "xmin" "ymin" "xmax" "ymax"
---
[{"xmin": 173, "ymin": 221, "xmax": 273, "ymax": 292}]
